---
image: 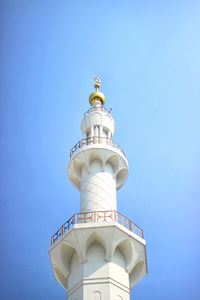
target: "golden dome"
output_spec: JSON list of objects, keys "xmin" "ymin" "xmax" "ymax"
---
[{"xmin": 89, "ymin": 77, "xmax": 105, "ymax": 106}]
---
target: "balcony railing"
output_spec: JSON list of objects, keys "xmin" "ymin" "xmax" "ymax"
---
[
  {"xmin": 84, "ymin": 106, "xmax": 112, "ymax": 117},
  {"xmin": 51, "ymin": 210, "xmax": 144, "ymax": 246},
  {"xmin": 70, "ymin": 136, "xmax": 125, "ymax": 157}
]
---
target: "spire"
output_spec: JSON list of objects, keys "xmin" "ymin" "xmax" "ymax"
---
[{"xmin": 89, "ymin": 76, "xmax": 106, "ymax": 106}]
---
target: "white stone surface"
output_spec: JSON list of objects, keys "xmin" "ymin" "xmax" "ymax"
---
[
  {"xmin": 80, "ymin": 161, "xmax": 117, "ymax": 212},
  {"xmin": 68, "ymin": 146, "xmax": 128, "ymax": 212},
  {"xmin": 50, "ymin": 102, "xmax": 147, "ymax": 299},
  {"xmin": 81, "ymin": 107, "xmax": 115, "ymax": 139},
  {"xmin": 49, "ymin": 223, "xmax": 147, "ymax": 299}
]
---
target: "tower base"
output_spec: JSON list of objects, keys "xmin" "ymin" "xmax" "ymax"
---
[
  {"xmin": 49, "ymin": 221, "xmax": 147, "ymax": 300},
  {"xmin": 67, "ymin": 241, "xmax": 130, "ymax": 299}
]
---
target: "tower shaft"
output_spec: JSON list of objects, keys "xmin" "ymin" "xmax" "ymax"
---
[{"xmin": 49, "ymin": 79, "xmax": 147, "ymax": 300}]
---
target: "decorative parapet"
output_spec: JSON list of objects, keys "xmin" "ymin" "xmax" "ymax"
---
[
  {"xmin": 84, "ymin": 106, "xmax": 112, "ymax": 117},
  {"xmin": 70, "ymin": 137, "xmax": 125, "ymax": 158},
  {"xmin": 51, "ymin": 210, "xmax": 144, "ymax": 246}
]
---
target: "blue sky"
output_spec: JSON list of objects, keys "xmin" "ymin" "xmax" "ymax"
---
[{"xmin": 1, "ymin": 0, "xmax": 200, "ymax": 299}]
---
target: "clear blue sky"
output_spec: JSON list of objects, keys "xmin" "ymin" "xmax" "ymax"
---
[{"xmin": 1, "ymin": 1, "xmax": 200, "ymax": 299}]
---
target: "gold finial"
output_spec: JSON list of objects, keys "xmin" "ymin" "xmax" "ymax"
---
[
  {"xmin": 94, "ymin": 76, "xmax": 101, "ymax": 83},
  {"xmin": 89, "ymin": 76, "xmax": 105, "ymax": 106},
  {"xmin": 94, "ymin": 76, "xmax": 101, "ymax": 91}
]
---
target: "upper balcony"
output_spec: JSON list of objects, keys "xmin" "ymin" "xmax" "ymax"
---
[
  {"xmin": 70, "ymin": 136, "xmax": 125, "ymax": 158},
  {"xmin": 84, "ymin": 106, "xmax": 112, "ymax": 118},
  {"xmin": 81, "ymin": 106, "xmax": 115, "ymax": 138}
]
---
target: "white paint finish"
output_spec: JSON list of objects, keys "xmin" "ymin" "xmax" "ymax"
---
[
  {"xmin": 50, "ymin": 99, "xmax": 147, "ymax": 299},
  {"xmin": 81, "ymin": 164, "xmax": 117, "ymax": 212},
  {"xmin": 84, "ymin": 242, "xmax": 108, "ymax": 278},
  {"xmin": 49, "ymin": 223, "xmax": 147, "ymax": 299},
  {"xmin": 68, "ymin": 250, "xmax": 83, "ymax": 291},
  {"xmin": 110, "ymin": 285, "xmax": 130, "ymax": 300},
  {"xmin": 93, "ymin": 291, "xmax": 101, "ymax": 300},
  {"xmin": 81, "ymin": 108, "xmax": 115, "ymax": 138},
  {"xmin": 88, "ymin": 126, "xmax": 94, "ymax": 138},
  {"xmin": 99, "ymin": 124, "xmax": 103, "ymax": 138},
  {"xmin": 68, "ymin": 146, "xmax": 128, "ymax": 196},
  {"xmin": 67, "ymin": 242, "xmax": 130, "ymax": 299},
  {"xmin": 94, "ymin": 125, "xmax": 99, "ymax": 137},
  {"xmin": 112, "ymin": 247, "xmax": 126, "ymax": 269}
]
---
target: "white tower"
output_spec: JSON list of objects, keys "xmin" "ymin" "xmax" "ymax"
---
[{"xmin": 49, "ymin": 77, "xmax": 148, "ymax": 300}]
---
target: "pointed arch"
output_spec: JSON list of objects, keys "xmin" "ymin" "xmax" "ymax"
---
[
  {"xmin": 89, "ymin": 150, "xmax": 103, "ymax": 170},
  {"xmin": 93, "ymin": 291, "xmax": 101, "ymax": 300},
  {"xmin": 54, "ymin": 267, "xmax": 68, "ymax": 290},
  {"xmin": 116, "ymin": 168, "xmax": 128, "ymax": 190},
  {"xmin": 110, "ymin": 237, "xmax": 138, "ymax": 273},
  {"xmin": 129, "ymin": 261, "xmax": 145, "ymax": 289},
  {"xmin": 105, "ymin": 155, "xmax": 119, "ymax": 174},
  {"xmin": 85, "ymin": 231, "xmax": 107, "ymax": 258},
  {"xmin": 60, "ymin": 243, "xmax": 76, "ymax": 272},
  {"xmin": 114, "ymin": 239, "xmax": 133, "ymax": 270}
]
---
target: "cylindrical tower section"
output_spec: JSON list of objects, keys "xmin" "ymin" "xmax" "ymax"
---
[
  {"xmin": 81, "ymin": 104, "xmax": 115, "ymax": 141},
  {"xmin": 68, "ymin": 78, "xmax": 128, "ymax": 213},
  {"xmin": 80, "ymin": 160, "xmax": 116, "ymax": 212},
  {"xmin": 68, "ymin": 146, "xmax": 128, "ymax": 213}
]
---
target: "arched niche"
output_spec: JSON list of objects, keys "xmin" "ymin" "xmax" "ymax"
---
[
  {"xmin": 112, "ymin": 246, "xmax": 126, "ymax": 269},
  {"xmin": 89, "ymin": 150, "xmax": 103, "ymax": 170},
  {"xmin": 85, "ymin": 241, "xmax": 106, "ymax": 278},
  {"xmin": 73, "ymin": 158, "xmax": 86, "ymax": 180},
  {"xmin": 68, "ymin": 158, "xmax": 87, "ymax": 190},
  {"xmin": 54, "ymin": 267, "xmax": 68, "ymax": 290},
  {"xmin": 61, "ymin": 243, "xmax": 75, "ymax": 273},
  {"xmin": 68, "ymin": 249, "xmax": 83, "ymax": 290},
  {"xmin": 116, "ymin": 168, "xmax": 128, "ymax": 190},
  {"xmin": 105, "ymin": 155, "xmax": 119, "ymax": 174},
  {"xmin": 111, "ymin": 239, "xmax": 135, "ymax": 273},
  {"xmin": 129, "ymin": 261, "xmax": 145, "ymax": 289},
  {"xmin": 85, "ymin": 232, "xmax": 107, "ymax": 258},
  {"xmin": 93, "ymin": 291, "xmax": 101, "ymax": 300},
  {"xmin": 68, "ymin": 173, "xmax": 81, "ymax": 190}
]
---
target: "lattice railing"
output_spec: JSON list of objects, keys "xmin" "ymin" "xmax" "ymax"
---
[
  {"xmin": 51, "ymin": 210, "xmax": 144, "ymax": 246},
  {"xmin": 70, "ymin": 136, "xmax": 125, "ymax": 157},
  {"xmin": 84, "ymin": 106, "xmax": 112, "ymax": 117}
]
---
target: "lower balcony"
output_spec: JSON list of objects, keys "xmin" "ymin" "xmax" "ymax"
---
[{"xmin": 51, "ymin": 210, "xmax": 144, "ymax": 246}]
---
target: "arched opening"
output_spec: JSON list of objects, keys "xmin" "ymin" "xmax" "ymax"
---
[
  {"xmin": 105, "ymin": 155, "xmax": 119, "ymax": 174},
  {"xmin": 116, "ymin": 168, "xmax": 128, "ymax": 190},
  {"xmin": 112, "ymin": 246, "xmax": 126, "ymax": 268},
  {"xmin": 61, "ymin": 243, "xmax": 75, "ymax": 272},
  {"xmin": 89, "ymin": 151, "xmax": 103, "ymax": 169},
  {"xmin": 68, "ymin": 249, "xmax": 83, "ymax": 289},
  {"xmin": 113, "ymin": 239, "xmax": 133, "ymax": 271},
  {"xmin": 129, "ymin": 261, "xmax": 144, "ymax": 289},
  {"xmin": 54, "ymin": 267, "xmax": 68, "ymax": 290},
  {"xmin": 85, "ymin": 241, "xmax": 106, "ymax": 277},
  {"xmin": 85, "ymin": 232, "xmax": 107, "ymax": 257}
]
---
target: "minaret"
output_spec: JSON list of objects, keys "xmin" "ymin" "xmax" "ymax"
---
[{"xmin": 49, "ymin": 77, "xmax": 148, "ymax": 299}]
